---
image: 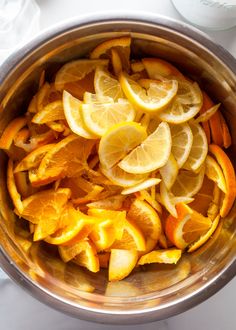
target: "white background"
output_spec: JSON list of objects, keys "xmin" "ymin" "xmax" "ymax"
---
[{"xmin": 0, "ymin": 0, "xmax": 235, "ymax": 329}]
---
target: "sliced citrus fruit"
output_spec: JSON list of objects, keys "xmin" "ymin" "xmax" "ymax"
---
[
  {"xmin": 121, "ymin": 178, "xmax": 161, "ymax": 195},
  {"xmin": 188, "ymin": 214, "xmax": 221, "ymax": 252},
  {"xmin": 109, "ymin": 249, "xmax": 138, "ymax": 281},
  {"xmin": 89, "ymin": 219, "xmax": 116, "ymax": 251},
  {"xmin": 138, "ymin": 249, "xmax": 182, "ymax": 265},
  {"xmin": 159, "ymin": 181, "xmax": 194, "ymax": 218},
  {"xmin": 31, "ymin": 135, "xmax": 95, "ymax": 186},
  {"xmin": 171, "ymin": 166, "xmax": 205, "ymax": 198},
  {"xmin": 21, "ymin": 188, "xmax": 71, "ymax": 224},
  {"xmin": 100, "ymin": 164, "xmax": 147, "ymax": 187},
  {"xmin": 59, "ymin": 239, "xmax": 95, "ymax": 262},
  {"xmin": 87, "ymin": 195, "xmax": 125, "ymax": 210},
  {"xmin": 111, "ymin": 219, "xmax": 146, "ymax": 251},
  {"xmin": 54, "ymin": 59, "xmax": 108, "ymax": 91},
  {"xmin": 219, "ymin": 112, "xmax": 232, "ymax": 149},
  {"xmin": 169, "ymin": 123, "xmax": 193, "ymax": 168},
  {"xmin": 14, "ymin": 143, "xmax": 56, "ymax": 173},
  {"xmin": 119, "ymin": 122, "xmax": 171, "ymax": 174},
  {"xmin": 7, "ymin": 159, "xmax": 24, "ymax": 214},
  {"xmin": 14, "ymin": 171, "xmax": 37, "ymax": 198},
  {"xmin": 160, "ymin": 153, "xmax": 178, "ymax": 190},
  {"xmin": 81, "ymin": 98, "xmax": 135, "ymax": 137},
  {"xmin": 32, "ymin": 100, "xmax": 65, "ymax": 124},
  {"xmin": 138, "ymin": 190, "xmax": 162, "ymax": 214},
  {"xmin": 209, "ymin": 144, "xmax": 236, "ymax": 217},
  {"xmin": 111, "ymin": 48, "xmax": 123, "ymax": 76},
  {"xmin": 72, "ymin": 239, "xmax": 100, "ymax": 273},
  {"xmin": 194, "ymin": 103, "xmax": 220, "ymax": 124},
  {"xmin": 183, "ymin": 123, "xmax": 208, "ymax": 172},
  {"xmin": 98, "ymin": 122, "xmax": 147, "ymax": 169},
  {"xmin": 90, "ymin": 36, "xmax": 131, "ymax": 72},
  {"xmin": 205, "ymin": 155, "xmax": 227, "ymax": 193},
  {"xmin": 142, "ymin": 58, "xmax": 184, "ymax": 79},
  {"xmin": 127, "ymin": 199, "xmax": 162, "ymax": 252},
  {"xmin": 119, "ymin": 72, "xmax": 178, "ymax": 112},
  {"xmin": 158, "ymin": 80, "xmax": 202, "ymax": 123},
  {"xmin": 94, "ymin": 66, "xmax": 124, "ymax": 101},
  {"xmin": 62, "ymin": 90, "xmax": 97, "ymax": 139},
  {"xmin": 165, "ymin": 203, "xmax": 212, "ymax": 249},
  {"xmin": 0, "ymin": 117, "xmax": 27, "ymax": 149}
]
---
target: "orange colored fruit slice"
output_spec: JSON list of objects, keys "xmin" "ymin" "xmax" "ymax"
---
[
  {"xmin": 7, "ymin": 159, "xmax": 24, "ymax": 214},
  {"xmin": 0, "ymin": 117, "xmax": 27, "ymax": 149},
  {"xmin": 109, "ymin": 249, "xmax": 138, "ymax": 281},
  {"xmin": 209, "ymin": 144, "xmax": 236, "ymax": 217},
  {"xmin": 72, "ymin": 239, "xmax": 99, "ymax": 273},
  {"xmin": 138, "ymin": 249, "xmax": 182, "ymax": 265}
]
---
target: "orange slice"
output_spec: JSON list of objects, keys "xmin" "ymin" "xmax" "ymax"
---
[
  {"xmin": 138, "ymin": 249, "xmax": 182, "ymax": 265},
  {"xmin": 14, "ymin": 143, "xmax": 56, "ymax": 172},
  {"xmin": 205, "ymin": 155, "xmax": 227, "ymax": 193},
  {"xmin": 142, "ymin": 58, "xmax": 185, "ymax": 79},
  {"xmin": 127, "ymin": 199, "xmax": 162, "ymax": 252},
  {"xmin": 32, "ymin": 100, "xmax": 65, "ymax": 124},
  {"xmin": 165, "ymin": 203, "xmax": 212, "ymax": 249},
  {"xmin": 89, "ymin": 219, "xmax": 116, "ymax": 251},
  {"xmin": 109, "ymin": 249, "xmax": 138, "ymax": 281},
  {"xmin": 72, "ymin": 239, "xmax": 100, "ymax": 273},
  {"xmin": 21, "ymin": 188, "xmax": 71, "ymax": 224},
  {"xmin": 7, "ymin": 159, "xmax": 24, "ymax": 214},
  {"xmin": 188, "ymin": 214, "xmax": 221, "ymax": 252},
  {"xmin": 219, "ymin": 112, "xmax": 232, "ymax": 148},
  {"xmin": 87, "ymin": 195, "xmax": 125, "ymax": 210},
  {"xmin": 209, "ymin": 144, "xmax": 236, "ymax": 217},
  {"xmin": 0, "ymin": 117, "xmax": 27, "ymax": 149}
]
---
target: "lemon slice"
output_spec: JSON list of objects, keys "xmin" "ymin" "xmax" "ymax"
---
[
  {"xmin": 63, "ymin": 91, "xmax": 97, "ymax": 139},
  {"xmin": 81, "ymin": 98, "xmax": 135, "ymax": 136},
  {"xmin": 119, "ymin": 122, "xmax": 171, "ymax": 174},
  {"xmin": 158, "ymin": 80, "xmax": 203, "ymax": 123},
  {"xmin": 98, "ymin": 122, "xmax": 147, "ymax": 169},
  {"xmin": 205, "ymin": 155, "xmax": 227, "ymax": 193},
  {"xmin": 100, "ymin": 165, "xmax": 147, "ymax": 187},
  {"xmin": 119, "ymin": 72, "xmax": 178, "ymax": 112},
  {"xmin": 160, "ymin": 153, "xmax": 179, "ymax": 190},
  {"xmin": 94, "ymin": 66, "xmax": 124, "ymax": 101},
  {"xmin": 54, "ymin": 59, "xmax": 108, "ymax": 91},
  {"xmin": 121, "ymin": 178, "xmax": 161, "ymax": 195},
  {"xmin": 170, "ymin": 123, "xmax": 193, "ymax": 168},
  {"xmin": 171, "ymin": 166, "xmax": 205, "ymax": 198},
  {"xmin": 183, "ymin": 123, "xmax": 208, "ymax": 172}
]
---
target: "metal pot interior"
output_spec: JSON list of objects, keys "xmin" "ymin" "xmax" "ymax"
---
[{"xmin": 0, "ymin": 18, "xmax": 235, "ymax": 323}]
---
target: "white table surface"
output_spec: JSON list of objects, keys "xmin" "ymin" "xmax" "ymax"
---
[{"xmin": 0, "ymin": 0, "xmax": 236, "ymax": 329}]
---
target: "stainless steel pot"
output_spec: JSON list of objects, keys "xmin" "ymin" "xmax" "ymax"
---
[{"xmin": 0, "ymin": 13, "xmax": 235, "ymax": 325}]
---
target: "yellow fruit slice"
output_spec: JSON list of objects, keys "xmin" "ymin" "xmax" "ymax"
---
[
  {"xmin": 90, "ymin": 36, "xmax": 131, "ymax": 72},
  {"xmin": 0, "ymin": 117, "xmax": 27, "ymax": 149},
  {"xmin": 7, "ymin": 159, "xmax": 24, "ymax": 214},
  {"xmin": 119, "ymin": 122, "xmax": 171, "ymax": 174},
  {"xmin": 32, "ymin": 100, "xmax": 65, "ymax": 124},
  {"xmin": 165, "ymin": 203, "xmax": 212, "ymax": 249},
  {"xmin": 109, "ymin": 249, "xmax": 138, "ymax": 281},
  {"xmin": 98, "ymin": 122, "xmax": 147, "ymax": 169},
  {"xmin": 111, "ymin": 48, "xmax": 123, "ymax": 77},
  {"xmin": 205, "ymin": 155, "xmax": 227, "ymax": 193},
  {"xmin": 111, "ymin": 219, "xmax": 146, "ymax": 251},
  {"xmin": 194, "ymin": 103, "xmax": 220, "ymax": 124},
  {"xmin": 142, "ymin": 58, "xmax": 185, "ymax": 79},
  {"xmin": 170, "ymin": 123, "xmax": 193, "ymax": 168},
  {"xmin": 87, "ymin": 195, "xmax": 126, "ymax": 210},
  {"xmin": 188, "ymin": 214, "xmax": 221, "ymax": 252},
  {"xmin": 158, "ymin": 80, "xmax": 203, "ymax": 123},
  {"xmin": 54, "ymin": 59, "xmax": 108, "ymax": 91},
  {"xmin": 63, "ymin": 91, "xmax": 97, "ymax": 139},
  {"xmin": 121, "ymin": 178, "xmax": 161, "ymax": 195},
  {"xmin": 81, "ymin": 98, "xmax": 135, "ymax": 137},
  {"xmin": 100, "ymin": 164, "xmax": 147, "ymax": 187},
  {"xmin": 209, "ymin": 144, "xmax": 236, "ymax": 217},
  {"xmin": 14, "ymin": 143, "xmax": 56, "ymax": 173},
  {"xmin": 171, "ymin": 166, "xmax": 205, "ymax": 198},
  {"xmin": 159, "ymin": 181, "xmax": 194, "ymax": 218},
  {"xmin": 72, "ymin": 239, "xmax": 100, "ymax": 273},
  {"xmin": 119, "ymin": 72, "xmax": 178, "ymax": 112},
  {"xmin": 138, "ymin": 249, "xmax": 182, "ymax": 265},
  {"xmin": 94, "ymin": 66, "xmax": 124, "ymax": 101},
  {"xmin": 160, "ymin": 153, "xmax": 178, "ymax": 190},
  {"xmin": 127, "ymin": 199, "xmax": 162, "ymax": 252},
  {"xmin": 183, "ymin": 123, "xmax": 208, "ymax": 172},
  {"xmin": 89, "ymin": 219, "xmax": 116, "ymax": 251}
]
